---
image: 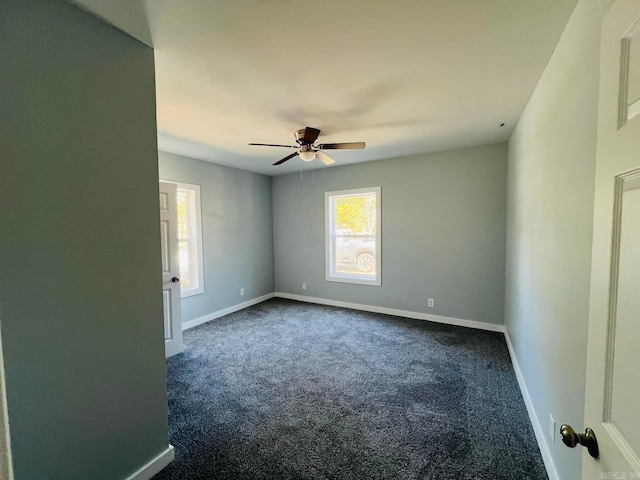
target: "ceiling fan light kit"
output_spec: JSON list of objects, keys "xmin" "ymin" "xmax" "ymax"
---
[
  {"xmin": 299, "ymin": 145, "xmax": 316, "ymax": 162},
  {"xmin": 249, "ymin": 126, "xmax": 366, "ymax": 166}
]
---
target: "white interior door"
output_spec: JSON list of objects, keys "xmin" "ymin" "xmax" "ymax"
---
[
  {"xmin": 579, "ymin": 0, "xmax": 640, "ymax": 476},
  {"xmin": 159, "ymin": 181, "xmax": 183, "ymax": 357}
]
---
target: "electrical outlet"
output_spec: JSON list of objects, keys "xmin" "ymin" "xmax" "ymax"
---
[
  {"xmin": 240, "ymin": 288, "xmax": 245, "ymax": 296},
  {"xmin": 428, "ymin": 298, "xmax": 434, "ymax": 308},
  {"xmin": 302, "ymin": 283, "xmax": 307, "ymax": 290},
  {"xmin": 549, "ymin": 414, "xmax": 556, "ymax": 443}
]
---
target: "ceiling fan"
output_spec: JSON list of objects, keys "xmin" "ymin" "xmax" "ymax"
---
[{"xmin": 249, "ymin": 127, "xmax": 366, "ymax": 166}]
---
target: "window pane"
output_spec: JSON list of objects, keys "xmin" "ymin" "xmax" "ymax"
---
[
  {"xmin": 176, "ymin": 189, "xmax": 192, "ymax": 289},
  {"xmin": 175, "ymin": 184, "xmax": 204, "ymax": 297},
  {"xmin": 333, "ymin": 193, "xmax": 376, "ymax": 279},
  {"xmin": 177, "ymin": 190, "xmax": 189, "ymax": 240},
  {"xmin": 179, "ymin": 240, "xmax": 190, "ymax": 289},
  {"xmin": 326, "ymin": 187, "xmax": 381, "ymax": 286}
]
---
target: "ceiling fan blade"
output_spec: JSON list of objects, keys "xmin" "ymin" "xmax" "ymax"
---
[
  {"xmin": 316, "ymin": 151, "xmax": 335, "ymax": 165},
  {"xmin": 302, "ymin": 127, "xmax": 321, "ymax": 144},
  {"xmin": 273, "ymin": 152, "xmax": 298, "ymax": 166},
  {"xmin": 317, "ymin": 142, "xmax": 366, "ymax": 150},
  {"xmin": 249, "ymin": 143, "xmax": 297, "ymax": 148}
]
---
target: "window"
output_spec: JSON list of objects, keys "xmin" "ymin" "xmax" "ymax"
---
[
  {"xmin": 325, "ymin": 187, "xmax": 381, "ymax": 286},
  {"xmin": 175, "ymin": 182, "xmax": 204, "ymax": 297}
]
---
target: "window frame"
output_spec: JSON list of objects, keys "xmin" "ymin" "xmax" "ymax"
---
[
  {"xmin": 325, "ymin": 186, "xmax": 382, "ymax": 286},
  {"xmin": 161, "ymin": 179, "xmax": 205, "ymax": 298}
]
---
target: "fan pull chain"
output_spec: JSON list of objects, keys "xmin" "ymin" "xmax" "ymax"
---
[
  {"xmin": 312, "ymin": 168, "xmax": 315, "ymax": 187},
  {"xmin": 300, "ymin": 169, "xmax": 303, "ymax": 185}
]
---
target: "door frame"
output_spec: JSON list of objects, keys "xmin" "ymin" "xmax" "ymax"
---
[{"xmin": 0, "ymin": 324, "xmax": 14, "ymax": 480}]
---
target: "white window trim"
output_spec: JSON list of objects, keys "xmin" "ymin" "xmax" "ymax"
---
[
  {"xmin": 160, "ymin": 179, "xmax": 205, "ymax": 298},
  {"xmin": 325, "ymin": 186, "xmax": 381, "ymax": 286}
]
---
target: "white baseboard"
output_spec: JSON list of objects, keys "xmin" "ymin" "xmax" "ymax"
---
[
  {"xmin": 182, "ymin": 293, "xmax": 275, "ymax": 331},
  {"xmin": 274, "ymin": 292, "xmax": 505, "ymax": 333},
  {"xmin": 125, "ymin": 445, "xmax": 174, "ymax": 480},
  {"xmin": 182, "ymin": 291, "xmax": 504, "ymax": 333},
  {"xmin": 504, "ymin": 330, "xmax": 558, "ymax": 480}
]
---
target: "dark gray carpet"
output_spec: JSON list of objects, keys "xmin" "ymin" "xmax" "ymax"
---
[{"xmin": 152, "ymin": 298, "xmax": 547, "ymax": 480}]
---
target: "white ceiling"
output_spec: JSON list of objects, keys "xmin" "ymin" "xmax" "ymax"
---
[{"xmin": 71, "ymin": 0, "xmax": 577, "ymax": 176}]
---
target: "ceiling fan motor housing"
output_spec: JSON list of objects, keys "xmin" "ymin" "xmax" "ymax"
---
[
  {"xmin": 294, "ymin": 127, "xmax": 320, "ymax": 145},
  {"xmin": 294, "ymin": 129, "xmax": 307, "ymax": 144}
]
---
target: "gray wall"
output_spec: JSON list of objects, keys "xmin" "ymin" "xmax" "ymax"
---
[
  {"xmin": 505, "ymin": 0, "xmax": 613, "ymax": 478},
  {"xmin": 273, "ymin": 144, "xmax": 507, "ymax": 325},
  {"xmin": 158, "ymin": 151, "xmax": 274, "ymax": 324},
  {"xmin": 0, "ymin": 1, "xmax": 169, "ymax": 478}
]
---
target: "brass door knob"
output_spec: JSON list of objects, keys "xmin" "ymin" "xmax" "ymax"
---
[
  {"xmin": 560, "ymin": 424, "xmax": 599, "ymax": 459},
  {"xmin": 171, "ymin": 276, "xmax": 180, "ymax": 283}
]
